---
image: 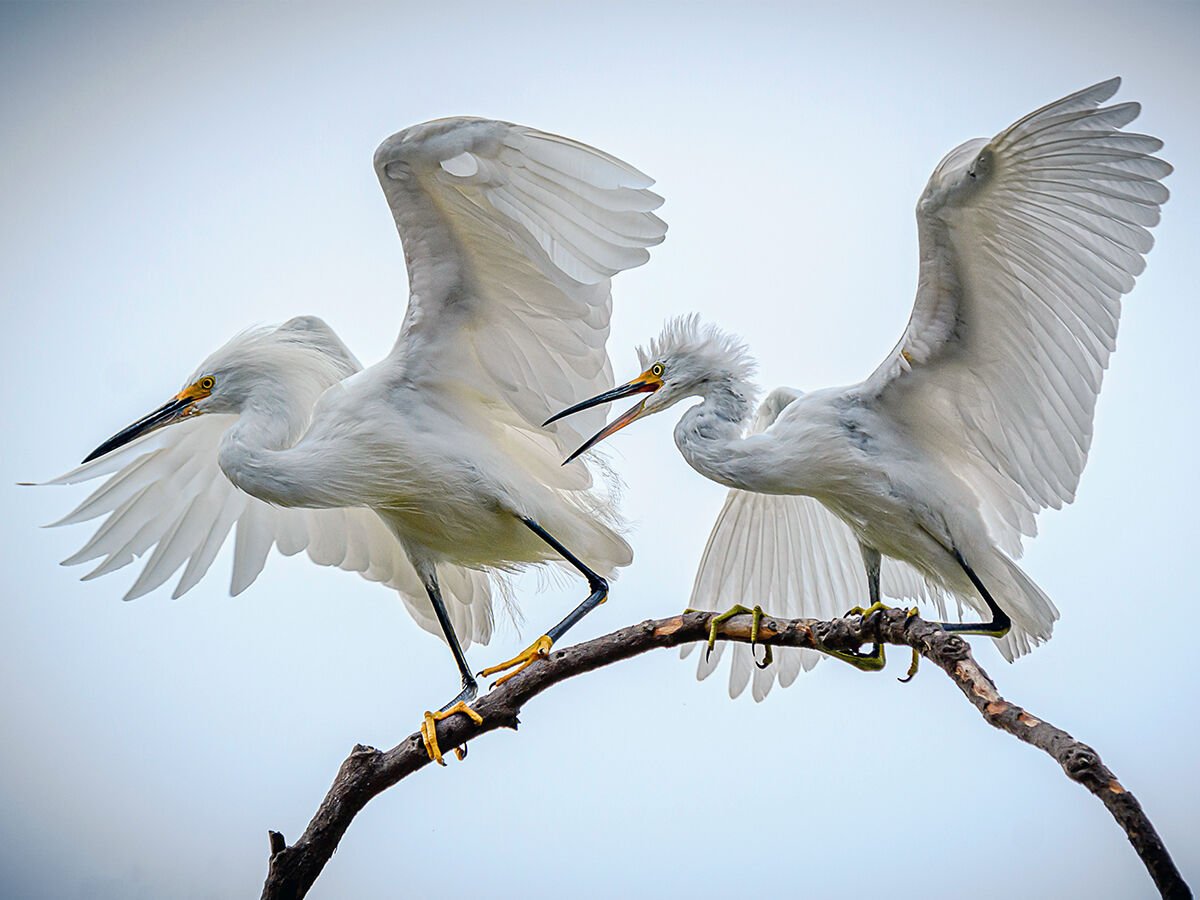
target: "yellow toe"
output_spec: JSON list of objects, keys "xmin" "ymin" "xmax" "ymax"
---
[
  {"xmin": 419, "ymin": 701, "xmax": 483, "ymax": 766},
  {"xmin": 479, "ymin": 635, "xmax": 554, "ymax": 686},
  {"xmin": 420, "ymin": 711, "xmax": 445, "ymax": 766}
]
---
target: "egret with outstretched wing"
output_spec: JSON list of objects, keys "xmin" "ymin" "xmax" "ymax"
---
[
  {"xmin": 43, "ymin": 117, "xmax": 666, "ymax": 759},
  {"xmin": 549, "ymin": 79, "xmax": 1168, "ymax": 699}
]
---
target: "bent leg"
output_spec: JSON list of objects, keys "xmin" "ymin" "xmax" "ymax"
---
[{"xmin": 480, "ymin": 516, "xmax": 608, "ymax": 687}]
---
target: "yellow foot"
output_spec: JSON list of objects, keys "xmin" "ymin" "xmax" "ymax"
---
[
  {"xmin": 896, "ymin": 607, "xmax": 922, "ymax": 683},
  {"xmin": 822, "ymin": 605, "xmax": 921, "ymax": 674},
  {"xmin": 822, "ymin": 600, "xmax": 889, "ymax": 671},
  {"xmin": 704, "ymin": 604, "xmax": 773, "ymax": 669},
  {"xmin": 420, "ymin": 701, "xmax": 484, "ymax": 767},
  {"xmin": 899, "ymin": 647, "xmax": 921, "ymax": 683},
  {"xmin": 821, "ymin": 642, "xmax": 887, "ymax": 672},
  {"xmin": 479, "ymin": 634, "xmax": 554, "ymax": 688},
  {"xmin": 845, "ymin": 600, "xmax": 892, "ymax": 617}
]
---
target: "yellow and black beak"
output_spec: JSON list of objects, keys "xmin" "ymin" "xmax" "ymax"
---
[
  {"xmin": 544, "ymin": 368, "xmax": 664, "ymax": 464},
  {"xmin": 82, "ymin": 384, "xmax": 207, "ymax": 463}
]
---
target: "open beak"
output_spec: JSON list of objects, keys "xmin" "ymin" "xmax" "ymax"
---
[
  {"xmin": 544, "ymin": 369, "xmax": 663, "ymax": 464},
  {"xmin": 82, "ymin": 394, "xmax": 197, "ymax": 464}
]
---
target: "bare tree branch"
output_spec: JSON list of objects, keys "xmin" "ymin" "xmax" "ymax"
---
[{"xmin": 260, "ymin": 609, "xmax": 1192, "ymax": 900}]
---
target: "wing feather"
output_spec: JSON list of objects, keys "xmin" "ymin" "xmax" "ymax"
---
[
  {"xmin": 45, "ymin": 414, "xmax": 494, "ymax": 646},
  {"xmin": 232, "ymin": 501, "xmax": 274, "ymax": 596},
  {"xmin": 683, "ymin": 389, "xmax": 946, "ymax": 699},
  {"xmin": 174, "ymin": 489, "xmax": 245, "ymax": 598},
  {"xmin": 374, "ymin": 117, "xmax": 666, "ymax": 462},
  {"xmin": 864, "ymin": 79, "xmax": 1169, "ymax": 553}
]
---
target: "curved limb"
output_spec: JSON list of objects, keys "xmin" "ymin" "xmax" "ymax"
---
[
  {"xmin": 931, "ymin": 551, "xmax": 1012, "ymax": 638},
  {"xmin": 479, "ymin": 517, "xmax": 608, "ymax": 687}
]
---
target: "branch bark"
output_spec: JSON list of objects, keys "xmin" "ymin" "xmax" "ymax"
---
[{"xmin": 260, "ymin": 609, "xmax": 1191, "ymax": 900}]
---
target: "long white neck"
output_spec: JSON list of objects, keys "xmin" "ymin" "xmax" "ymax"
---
[
  {"xmin": 218, "ymin": 390, "xmax": 328, "ymax": 508},
  {"xmin": 672, "ymin": 379, "xmax": 758, "ymax": 490}
]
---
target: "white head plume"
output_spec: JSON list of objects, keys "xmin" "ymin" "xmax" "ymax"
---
[{"xmin": 636, "ymin": 314, "xmax": 758, "ymax": 415}]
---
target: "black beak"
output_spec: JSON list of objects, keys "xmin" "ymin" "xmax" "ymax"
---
[
  {"xmin": 82, "ymin": 396, "xmax": 195, "ymax": 464},
  {"xmin": 543, "ymin": 379, "xmax": 658, "ymax": 428},
  {"xmin": 545, "ymin": 377, "xmax": 662, "ymax": 465}
]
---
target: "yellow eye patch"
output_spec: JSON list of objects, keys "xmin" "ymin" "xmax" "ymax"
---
[{"xmin": 176, "ymin": 376, "xmax": 216, "ymax": 402}]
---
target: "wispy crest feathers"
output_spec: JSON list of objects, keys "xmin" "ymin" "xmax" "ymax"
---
[{"xmin": 638, "ymin": 314, "xmax": 758, "ymax": 386}]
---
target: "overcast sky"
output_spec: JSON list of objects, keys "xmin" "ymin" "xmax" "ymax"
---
[{"xmin": 2, "ymin": 2, "xmax": 1197, "ymax": 897}]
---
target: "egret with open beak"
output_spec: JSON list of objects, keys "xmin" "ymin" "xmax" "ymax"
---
[
  {"xmin": 545, "ymin": 364, "xmax": 665, "ymax": 464},
  {"xmin": 545, "ymin": 79, "xmax": 1169, "ymax": 702}
]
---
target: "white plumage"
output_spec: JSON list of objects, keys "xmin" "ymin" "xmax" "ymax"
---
[
  {"xmin": 551, "ymin": 79, "xmax": 1169, "ymax": 700},
  {"xmin": 42, "ymin": 118, "xmax": 666, "ymax": 737},
  {"xmin": 45, "ymin": 320, "xmax": 495, "ymax": 648},
  {"xmin": 682, "ymin": 388, "xmax": 953, "ymax": 702}
]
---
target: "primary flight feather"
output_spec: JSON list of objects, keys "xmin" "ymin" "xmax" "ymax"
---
[
  {"xmin": 43, "ymin": 117, "xmax": 666, "ymax": 759},
  {"xmin": 549, "ymin": 78, "xmax": 1169, "ymax": 700}
]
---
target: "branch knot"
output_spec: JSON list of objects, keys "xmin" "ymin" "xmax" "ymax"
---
[
  {"xmin": 934, "ymin": 633, "xmax": 970, "ymax": 662},
  {"xmin": 1061, "ymin": 745, "xmax": 1102, "ymax": 782}
]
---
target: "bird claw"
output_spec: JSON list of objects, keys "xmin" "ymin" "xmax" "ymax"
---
[
  {"xmin": 823, "ymin": 603, "xmax": 922, "ymax": 674},
  {"xmin": 420, "ymin": 701, "xmax": 483, "ymax": 766},
  {"xmin": 819, "ymin": 641, "xmax": 887, "ymax": 672},
  {"xmin": 845, "ymin": 600, "xmax": 891, "ymax": 618},
  {"xmin": 479, "ymin": 634, "xmax": 554, "ymax": 688},
  {"xmin": 704, "ymin": 604, "xmax": 774, "ymax": 668}
]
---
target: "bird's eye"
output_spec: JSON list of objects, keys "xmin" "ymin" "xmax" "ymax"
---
[
  {"xmin": 651, "ymin": 363, "xmax": 665, "ymax": 378},
  {"xmin": 198, "ymin": 376, "xmax": 216, "ymax": 391}
]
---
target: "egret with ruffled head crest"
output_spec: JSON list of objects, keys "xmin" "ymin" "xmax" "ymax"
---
[
  {"xmin": 549, "ymin": 79, "xmax": 1169, "ymax": 699},
  {"xmin": 42, "ymin": 117, "xmax": 666, "ymax": 761}
]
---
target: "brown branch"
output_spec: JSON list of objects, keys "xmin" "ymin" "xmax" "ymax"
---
[{"xmin": 260, "ymin": 609, "xmax": 1191, "ymax": 900}]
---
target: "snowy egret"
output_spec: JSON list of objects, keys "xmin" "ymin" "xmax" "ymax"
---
[
  {"xmin": 548, "ymin": 79, "xmax": 1169, "ymax": 700},
  {"xmin": 44, "ymin": 117, "xmax": 666, "ymax": 760}
]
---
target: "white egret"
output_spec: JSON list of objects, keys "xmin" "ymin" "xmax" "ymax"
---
[
  {"xmin": 548, "ymin": 79, "xmax": 1169, "ymax": 699},
  {"xmin": 42, "ymin": 117, "xmax": 666, "ymax": 760}
]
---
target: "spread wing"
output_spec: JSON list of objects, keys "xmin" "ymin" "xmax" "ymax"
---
[
  {"xmin": 373, "ymin": 117, "xmax": 666, "ymax": 486},
  {"xmin": 681, "ymin": 389, "xmax": 946, "ymax": 701},
  {"xmin": 863, "ymin": 78, "xmax": 1170, "ymax": 555},
  {"xmin": 42, "ymin": 413, "xmax": 494, "ymax": 648}
]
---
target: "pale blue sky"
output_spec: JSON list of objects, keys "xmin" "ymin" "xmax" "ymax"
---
[{"xmin": 2, "ymin": 2, "xmax": 1197, "ymax": 897}]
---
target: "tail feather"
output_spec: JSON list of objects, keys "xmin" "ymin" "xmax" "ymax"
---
[
  {"xmin": 683, "ymin": 489, "xmax": 943, "ymax": 700},
  {"xmin": 986, "ymin": 554, "xmax": 1059, "ymax": 661}
]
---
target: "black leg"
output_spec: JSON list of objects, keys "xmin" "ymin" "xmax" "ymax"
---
[
  {"xmin": 520, "ymin": 516, "xmax": 609, "ymax": 644},
  {"xmin": 866, "ymin": 561, "xmax": 881, "ymax": 607},
  {"xmin": 478, "ymin": 516, "xmax": 609, "ymax": 686},
  {"xmin": 937, "ymin": 550, "xmax": 1011, "ymax": 638},
  {"xmin": 859, "ymin": 553, "xmax": 923, "ymax": 683},
  {"xmin": 416, "ymin": 567, "xmax": 485, "ymax": 765},
  {"xmin": 813, "ymin": 544, "xmax": 889, "ymax": 672},
  {"xmin": 825, "ymin": 545, "xmax": 888, "ymax": 672},
  {"xmin": 863, "ymin": 557, "xmax": 885, "ymax": 659},
  {"xmin": 421, "ymin": 569, "xmax": 478, "ymax": 709}
]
